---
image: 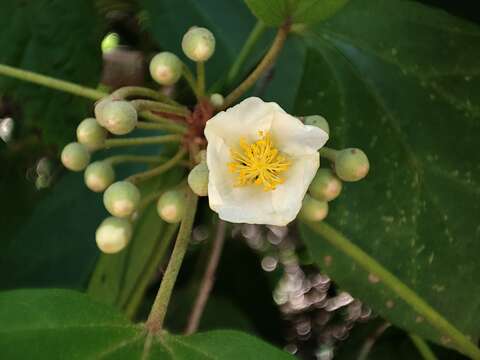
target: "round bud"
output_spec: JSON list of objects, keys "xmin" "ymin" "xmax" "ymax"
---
[
  {"xmin": 300, "ymin": 195, "xmax": 329, "ymax": 222},
  {"xmin": 76, "ymin": 118, "xmax": 107, "ymax": 150},
  {"xmin": 304, "ymin": 115, "xmax": 329, "ymax": 135},
  {"xmin": 94, "ymin": 97, "xmax": 113, "ymax": 127},
  {"xmin": 335, "ymin": 148, "xmax": 370, "ymax": 182},
  {"xmin": 35, "ymin": 175, "xmax": 51, "ymax": 190},
  {"xmin": 101, "ymin": 100, "xmax": 138, "ymax": 135},
  {"xmin": 188, "ymin": 162, "xmax": 209, "ymax": 196},
  {"xmin": 84, "ymin": 161, "xmax": 115, "ymax": 192},
  {"xmin": 103, "ymin": 181, "xmax": 141, "ymax": 218},
  {"xmin": 61, "ymin": 142, "xmax": 90, "ymax": 171},
  {"xmin": 95, "ymin": 217, "xmax": 132, "ymax": 254},
  {"xmin": 157, "ymin": 189, "xmax": 186, "ymax": 223},
  {"xmin": 149, "ymin": 52, "xmax": 183, "ymax": 86},
  {"xmin": 182, "ymin": 27, "xmax": 216, "ymax": 62},
  {"xmin": 210, "ymin": 93, "xmax": 224, "ymax": 108},
  {"xmin": 309, "ymin": 169, "xmax": 342, "ymax": 202}
]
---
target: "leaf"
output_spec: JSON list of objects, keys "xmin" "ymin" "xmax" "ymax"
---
[
  {"xmin": 244, "ymin": 0, "xmax": 350, "ymax": 27},
  {"xmin": 294, "ymin": 0, "xmax": 480, "ymax": 353},
  {"xmin": 0, "ymin": 289, "xmax": 294, "ymax": 359},
  {"xmin": 0, "ymin": 0, "xmax": 102, "ymax": 146}
]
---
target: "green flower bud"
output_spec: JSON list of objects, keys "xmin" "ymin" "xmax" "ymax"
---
[
  {"xmin": 76, "ymin": 117, "xmax": 107, "ymax": 150},
  {"xmin": 304, "ymin": 115, "xmax": 329, "ymax": 135},
  {"xmin": 309, "ymin": 169, "xmax": 342, "ymax": 202},
  {"xmin": 94, "ymin": 97, "xmax": 112, "ymax": 127},
  {"xmin": 182, "ymin": 27, "xmax": 215, "ymax": 62},
  {"xmin": 101, "ymin": 100, "xmax": 138, "ymax": 135},
  {"xmin": 210, "ymin": 93, "xmax": 224, "ymax": 108},
  {"xmin": 149, "ymin": 52, "xmax": 183, "ymax": 86},
  {"xmin": 300, "ymin": 195, "xmax": 329, "ymax": 222},
  {"xmin": 84, "ymin": 161, "xmax": 115, "ymax": 192},
  {"xmin": 194, "ymin": 149, "xmax": 207, "ymax": 164},
  {"xmin": 103, "ymin": 181, "xmax": 141, "ymax": 218},
  {"xmin": 61, "ymin": 142, "xmax": 90, "ymax": 171},
  {"xmin": 157, "ymin": 189, "xmax": 186, "ymax": 223},
  {"xmin": 95, "ymin": 217, "xmax": 132, "ymax": 254},
  {"xmin": 35, "ymin": 175, "xmax": 51, "ymax": 190},
  {"xmin": 188, "ymin": 162, "xmax": 209, "ymax": 196},
  {"xmin": 335, "ymin": 148, "xmax": 370, "ymax": 182}
]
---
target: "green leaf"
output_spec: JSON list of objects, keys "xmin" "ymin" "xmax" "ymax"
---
[
  {"xmin": 244, "ymin": 0, "xmax": 350, "ymax": 27},
  {"xmin": 294, "ymin": 0, "xmax": 480, "ymax": 354},
  {"xmin": 0, "ymin": 0, "xmax": 102, "ymax": 146},
  {"xmin": 0, "ymin": 289, "xmax": 294, "ymax": 359}
]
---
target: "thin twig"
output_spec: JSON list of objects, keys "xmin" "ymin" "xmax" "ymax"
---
[
  {"xmin": 103, "ymin": 134, "xmax": 182, "ymax": 149},
  {"xmin": 358, "ymin": 322, "xmax": 391, "ymax": 360},
  {"xmin": 197, "ymin": 62, "xmax": 205, "ymax": 98},
  {"xmin": 131, "ymin": 99, "xmax": 190, "ymax": 117},
  {"xmin": 184, "ymin": 219, "xmax": 227, "ymax": 335},
  {"xmin": 111, "ymin": 86, "xmax": 180, "ymax": 106},
  {"xmin": 409, "ymin": 334, "xmax": 438, "ymax": 360}
]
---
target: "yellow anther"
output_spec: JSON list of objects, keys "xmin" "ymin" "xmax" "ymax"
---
[{"xmin": 228, "ymin": 132, "xmax": 290, "ymax": 191}]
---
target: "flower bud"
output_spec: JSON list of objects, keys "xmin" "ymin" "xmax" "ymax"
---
[
  {"xmin": 309, "ymin": 169, "xmax": 342, "ymax": 202},
  {"xmin": 335, "ymin": 148, "xmax": 369, "ymax": 182},
  {"xmin": 61, "ymin": 142, "xmax": 90, "ymax": 171},
  {"xmin": 157, "ymin": 189, "xmax": 186, "ymax": 223},
  {"xmin": 195, "ymin": 149, "xmax": 207, "ymax": 164},
  {"xmin": 188, "ymin": 162, "xmax": 209, "ymax": 196},
  {"xmin": 84, "ymin": 161, "xmax": 115, "ymax": 192},
  {"xmin": 35, "ymin": 175, "xmax": 51, "ymax": 190},
  {"xmin": 182, "ymin": 27, "xmax": 215, "ymax": 62},
  {"xmin": 95, "ymin": 217, "xmax": 132, "ymax": 254},
  {"xmin": 210, "ymin": 93, "xmax": 224, "ymax": 108},
  {"xmin": 76, "ymin": 118, "xmax": 107, "ymax": 150},
  {"xmin": 149, "ymin": 52, "xmax": 183, "ymax": 86},
  {"xmin": 300, "ymin": 195, "xmax": 329, "ymax": 222},
  {"xmin": 101, "ymin": 100, "xmax": 138, "ymax": 135},
  {"xmin": 304, "ymin": 115, "xmax": 329, "ymax": 135},
  {"xmin": 103, "ymin": 181, "xmax": 141, "ymax": 218},
  {"xmin": 94, "ymin": 97, "xmax": 112, "ymax": 127}
]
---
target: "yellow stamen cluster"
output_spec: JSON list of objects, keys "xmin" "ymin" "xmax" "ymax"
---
[{"xmin": 228, "ymin": 131, "xmax": 290, "ymax": 191}]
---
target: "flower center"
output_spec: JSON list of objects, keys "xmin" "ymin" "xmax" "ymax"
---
[{"xmin": 228, "ymin": 131, "xmax": 290, "ymax": 191}]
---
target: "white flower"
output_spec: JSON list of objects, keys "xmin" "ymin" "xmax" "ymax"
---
[{"xmin": 204, "ymin": 97, "xmax": 328, "ymax": 226}]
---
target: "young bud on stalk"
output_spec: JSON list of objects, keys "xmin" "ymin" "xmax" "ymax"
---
[
  {"xmin": 210, "ymin": 93, "xmax": 224, "ymax": 108},
  {"xmin": 103, "ymin": 181, "xmax": 141, "ymax": 218},
  {"xmin": 300, "ymin": 195, "xmax": 329, "ymax": 222},
  {"xmin": 61, "ymin": 142, "xmax": 90, "ymax": 171},
  {"xmin": 149, "ymin": 52, "xmax": 183, "ymax": 86},
  {"xmin": 335, "ymin": 148, "xmax": 370, "ymax": 182},
  {"xmin": 94, "ymin": 97, "xmax": 113, "ymax": 127},
  {"xmin": 95, "ymin": 217, "xmax": 132, "ymax": 254},
  {"xmin": 101, "ymin": 100, "xmax": 138, "ymax": 135},
  {"xmin": 304, "ymin": 115, "xmax": 330, "ymax": 135},
  {"xmin": 157, "ymin": 189, "xmax": 186, "ymax": 223},
  {"xmin": 84, "ymin": 161, "xmax": 115, "ymax": 192},
  {"xmin": 182, "ymin": 27, "xmax": 216, "ymax": 62},
  {"xmin": 309, "ymin": 169, "xmax": 342, "ymax": 202},
  {"xmin": 188, "ymin": 162, "xmax": 209, "ymax": 196},
  {"xmin": 76, "ymin": 118, "xmax": 107, "ymax": 150}
]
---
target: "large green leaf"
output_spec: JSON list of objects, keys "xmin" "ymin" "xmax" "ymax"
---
[
  {"xmin": 244, "ymin": 0, "xmax": 350, "ymax": 27},
  {"xmin": 0, "ymin": 289, "xmax": 293, "ymax": 359},
  {"xmin": 0, "ymin": 0, "xmax": 102, "ymax": 146},
  {"xmin": 294, "ymin": 0, "xmax": 480, "ymax": 354}
]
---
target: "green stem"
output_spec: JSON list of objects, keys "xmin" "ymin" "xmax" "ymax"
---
[
  {"xmin": 305, "ymin": 221, "xmax": 480, "ymax": 360},
  {"xmin": 319, "ymin": 147, "xmax": 338, "ymax": 162},
  {"xmin": 106, "ymin": 154, "xmax": 169, "ymax": 166},
  {"xmin": 226, "ymin": 20, "xmax": 266, "ymax": 86},
  {"xmin": 409, "ymin": 335, "xmax": 438, "ymax": 360},
  {"xmin": 145, "ymin": 189, "xmax": 198, "ymax": 333},
  {"xmin": 137, "ymin": 121, "xmax": 186, "ymax": 133},
  {"xmin": 123, "ymin": 224, "xmax": 180, "ymax": 319},
  {"xmin": 140, "ymin": 112, "xmax": 188, "ymax": 132},
  {"xmin": 127, "ymin": 148, "xmax": 187, "ymax": 184},
  {"xmin": 182, "ymin": 64, "xmax": 200, "ymax": 99},
  {"xmin": 222, "ymin": 23, "xmax": 290, "ymax": 109},
  {"xmin": 0, "ymin": 63, "xmax": 106, "ymax": 100},
  {"xmin": 197, "ymin": 62, "xmax": 206, "ymax": 98},
  {"xmin": 111, "ymin": 86, "xmax": 180, "ymax": 106},
  {"xmin": 103, "ymin": 134, "xmax": 182, "ymax": 149},
  {"xmin": 131, "ymin": 99, "xmax": 190, "ymax": 117}
]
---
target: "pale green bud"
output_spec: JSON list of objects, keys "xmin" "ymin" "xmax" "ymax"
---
[
  {"xmin": 94, "ymin": 97, "xmax": 112, "ymax": 127},
  {"xmin": 309, "ymin": 168, "xmax": 342, "ymax": 202},
  {"xmin": 210, "ymin": 93, "xmax": 224, "ymax": 108},
  {"xmin": 61, "ymin": 142, "xmax": 90, "ymax": 171},
  {"xmin": 95, "ymin": 217, "xmax": 132, "ymax": 254},
  {"xmin": 103, "ymin": 181, "xmax": 141, "ymax": 218},
  {"xmin": 157, "ymin": 189, "xmax": 187, "ymax": 223},
  {"xmin": 101, "ymin": 100, "xmax": 137, "ymax": 135},
  {"xmin": 188, "ymin": 162, "xmax": 209, "ymax": 196},
  {"xmin": 300, "ymin": 195, "xmax": 329, "ymax": 222},
  {"xmin": 149, "ymin": 52, "xmax": 183, "ymax": 86},
  {"xmin": 335, "ymin": 148, "xmax": 369, "ymax": 182},
  {"xmin": 84, "ymin": 161, "xmax": 115, "ymax": 192},
  {"xmin": 304, "ymin": 115, "xmax": 329, "ymax": 135},
  {"xmin": 76, "ymin": 117, "xmax": 107, "ymax": 150},
  {"xmin": 182, "ymin": 27, "xmax": 216, "ymax": 62}
]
